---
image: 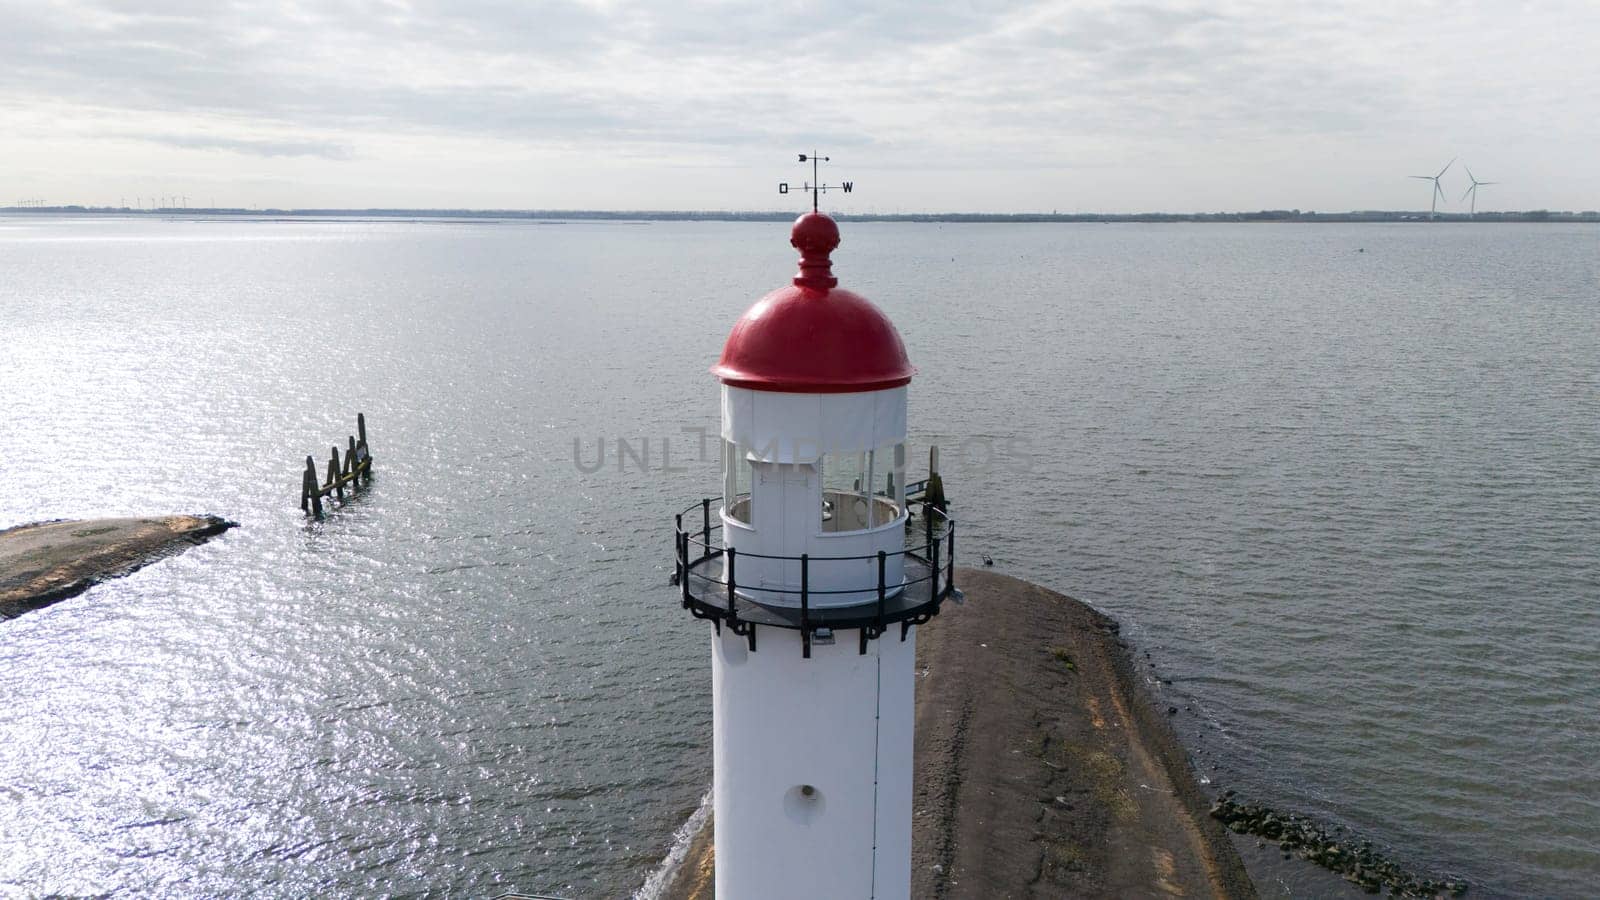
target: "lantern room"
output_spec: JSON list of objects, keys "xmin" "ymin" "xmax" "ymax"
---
[
  {"xmin": 713, "ymin": 212, "xmax": 914, "ymax": 607},
  {"xmin": 674, "ymin": 211, "xmax": 956, "ymax": 655}
]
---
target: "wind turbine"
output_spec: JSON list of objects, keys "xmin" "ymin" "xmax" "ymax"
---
[
  {"xmin": 1408, "ymin": 157, "xmax": 1455, "ymax": 220},
  {"xmin": 1461, "ymin": 167, "xmax": 1497, "ymax": 216}
]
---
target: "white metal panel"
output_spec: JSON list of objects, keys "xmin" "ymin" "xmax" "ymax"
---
[
  {"xmin": 712, "ymin": 625, "xmax": 918, "ymax": 900},
  {"xmin": 722, "ymin": 385, "xmax": 907, "ymax": 463},
  {"xmin": 778, "ymin": 463, "xmax": 816, "ymax": 591},
  {"xmin": 872, "ymin": 630, "xmax": 917, "ymax": 898}
]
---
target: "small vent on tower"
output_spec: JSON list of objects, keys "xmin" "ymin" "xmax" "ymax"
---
[{"xmin": 784, "ymin": 783, "xmax": 825, "ymax": 825}]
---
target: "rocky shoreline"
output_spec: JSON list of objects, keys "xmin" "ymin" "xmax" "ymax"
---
[
  {"xmin": 1209, "ymin": 794, "xmax": 1470, "ymax": 898},
  {"xmin": 0, "ymin": 515, "xmax": 235, "ymax": 618}
]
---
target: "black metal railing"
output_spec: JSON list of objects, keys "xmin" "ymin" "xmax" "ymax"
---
[{"xmin": 673, "ymin": 497, "xmax": 956, "ymax": 658}]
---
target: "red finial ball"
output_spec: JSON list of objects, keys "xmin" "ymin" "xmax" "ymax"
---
[
  {"xmin": 791, "ymin": 212, "xmax": 840, "ymax": 289},
  {"xmin": 791, "ymin": 212, "xmax": 840, "ymax": 254}
]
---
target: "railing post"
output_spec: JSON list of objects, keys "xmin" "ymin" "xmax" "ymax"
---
[
  {"xmin": 673, "ymin": 513, "xmax": 684, "ymax": 591},
  {"xmin": 702, "ymin": 498, "xmax": 712, "ymax": 552},
  {"xmin": 679, "ymin": 531, "xmax": 691, "ymax": 607},
  {"xmin": 947, "ymin": 523, "xmax": 956, "ymax": 592},
  {"xmin": 924, "ymin": 501, "xmax": 934, "ymax": 552},
  {"xmin": 801, "ymin": 553, "xmax": 811, "ymax": 659},
  {"xmin": 930, "ymin": 530, "xmax": 942, "ymax": 602},
  {"xmin": 726, "ymin": 548, "xmax": 737, "ymax": 617},
  {"xmin": 877, "ymin": 551, "xmax": 887, "ymax": 621}
]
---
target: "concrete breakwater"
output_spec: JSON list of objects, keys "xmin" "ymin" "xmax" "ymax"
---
[
  {"xmin": 0, "ymin": 515, "xmax": 234, "ymax": 618},
  {"xmin": 656, "ymin": 568, "xmax": 1255, "ymax": 899}
]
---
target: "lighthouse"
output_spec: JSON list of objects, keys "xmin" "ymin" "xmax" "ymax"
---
[{"xmin": 673, "ymin": 203, "xmax": 957, "ymax": 899}]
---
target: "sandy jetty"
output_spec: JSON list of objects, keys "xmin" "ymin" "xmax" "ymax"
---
[
  {"xmin": 0, "ymin": 515, "xmax": 233, "ymax": 617},
  {"xmin": 661, "ymin": 567, "xmax": 1254, "ymax": 899}
]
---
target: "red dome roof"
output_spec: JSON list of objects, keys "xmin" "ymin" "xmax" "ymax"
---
[{"xmin": 712, "ymin": 213, "xmax": 914, "ymax": 393}]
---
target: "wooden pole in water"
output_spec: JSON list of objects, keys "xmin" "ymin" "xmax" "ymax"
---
[
  {"xmin": 306, "ymin": 455, "xmax": 323, "ymax": 517},
  {"xmin": 357, "ymin": 413, "xmax": 371, "ymax": 482},
  {"xmin": 330, "ymin": 447, "xmax": 343, "ymax": 500}
]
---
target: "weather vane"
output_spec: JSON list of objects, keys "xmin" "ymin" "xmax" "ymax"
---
[{"xmin": 778, "ymin": 152, "xmax": 853, "ymax": 213}]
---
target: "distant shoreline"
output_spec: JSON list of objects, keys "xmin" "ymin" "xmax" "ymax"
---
[{"xmin": 3, "ymin": 207, "xmax": 1597, "ymax": 224}]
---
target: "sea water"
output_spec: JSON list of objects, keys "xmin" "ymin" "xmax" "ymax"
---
[{"xmin": 1, "ymin": 215, "xmax": 1595, "ymax": 896}]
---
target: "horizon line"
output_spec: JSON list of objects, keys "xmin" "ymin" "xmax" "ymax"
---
[{"xmin": 3, "ymin": 206, "xmax": 1598, "ymax": 221}]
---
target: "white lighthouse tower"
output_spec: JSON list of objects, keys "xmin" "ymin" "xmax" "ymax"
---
[{"xmin": 674, "ymin": 208, "xmax": 957, "ymax": 899}]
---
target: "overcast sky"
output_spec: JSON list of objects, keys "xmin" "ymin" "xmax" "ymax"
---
[{"xmin": 4, "ymin": 0, "xmax": 1598, "ymax": 212}]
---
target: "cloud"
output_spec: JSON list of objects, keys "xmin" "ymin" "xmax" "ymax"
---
[
  {"xmin": 3, "ymin": 0, "xmax": 1600, "ymax": 208},
  {"xmin": 133, "ymin": 133, "xmax": 353, "ymax": 158},
  {"xmin": 3, "ymin": 0, "xmax": 1590, "ymax": 154}
]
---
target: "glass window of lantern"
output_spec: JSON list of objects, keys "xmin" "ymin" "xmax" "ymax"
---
[
  {"xmin": 819, "ymin": 449, "xmax": 870, "ymax": 533},
  {"xmin": 723, "ymin": 440, "xmax": 754, "ymax": 524},
  {"xmin": 872, "ymin": 442, "xmax": 906, "ymax": 523}
]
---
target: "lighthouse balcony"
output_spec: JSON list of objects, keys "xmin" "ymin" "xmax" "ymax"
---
[
  {"xmin": 720, "ymin": 489, "xmax": 909, "ymax": 606},
  {"xmin": 673, "ymin": 498, "xmax": 957, "ymax": 657}
]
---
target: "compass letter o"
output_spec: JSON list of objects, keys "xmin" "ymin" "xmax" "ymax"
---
[{"xmin": 778, "ymin": 183, "xmax": 789, "ymax": 194}]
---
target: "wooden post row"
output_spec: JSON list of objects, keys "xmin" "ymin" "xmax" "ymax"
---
[{"xmin": 301, "ymin": 413, "xmax": 371, "ymax": 516}]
